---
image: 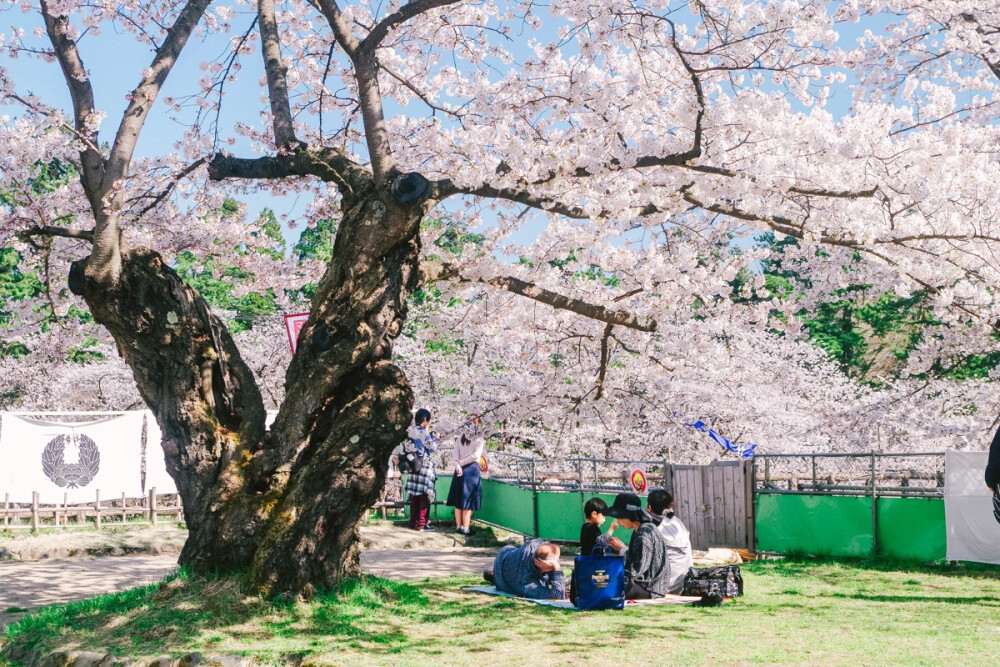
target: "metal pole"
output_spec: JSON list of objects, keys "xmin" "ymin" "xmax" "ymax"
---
[
  {"xmin": 531, "ymin": 459, "xmax": 539, "ymax": 538},
  {"xmin": 94, "ymin": 489, "xmax": 101, "ymax": 529},
  {"xmin": 31, "ymin": 491, "xmax": 39, "ymax": 533},
  {"xmin": 871, "ymin": 452, "xmax": 878, "ymax": 557}
]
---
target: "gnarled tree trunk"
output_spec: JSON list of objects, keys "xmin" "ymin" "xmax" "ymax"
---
[{"xmin": 73, "ymin": 177, "xmax": 426, "ymax": 595}]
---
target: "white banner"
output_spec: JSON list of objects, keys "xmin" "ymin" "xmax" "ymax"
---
[
  {"xmin": 0, "ymin": 412, "xmax": 176, "ymax": 503},
  {"xmin": 945, "ymin": 450, "xmax": 1000, "ymax": 564}
]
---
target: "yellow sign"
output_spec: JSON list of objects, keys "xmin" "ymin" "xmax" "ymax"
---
[{"xmin": 630, "ymin": 468, "xmax": 648, "ymax": 494}]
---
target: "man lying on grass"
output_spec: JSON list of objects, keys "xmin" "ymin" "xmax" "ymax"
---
[{"xmin": 484, "ymin": 539, "xmax": 566, "ymax": 599}]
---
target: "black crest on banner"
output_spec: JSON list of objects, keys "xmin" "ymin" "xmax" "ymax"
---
[{"xmin": 42, "ymin": 433, "xmax": 101, "ymax": 488}]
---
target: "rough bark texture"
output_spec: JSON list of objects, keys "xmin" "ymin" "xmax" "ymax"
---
[
  {"xmin": 73, "ymin": 176, "xmax": 424, "ymax": 595},
  {"xmin": 71, "ymin": 250, "xmax": 270, "ymax": 570},
  {"xmin": 247, "ymin": 182, "xmax": 424, "ymax": 594}
]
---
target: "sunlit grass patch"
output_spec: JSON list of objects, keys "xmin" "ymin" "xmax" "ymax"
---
[{"xmin": 4, "ymin": 557, "xmax": 1000, "ymax": 666}]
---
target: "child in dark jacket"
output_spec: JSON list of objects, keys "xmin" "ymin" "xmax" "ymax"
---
[{"xmin": 579, "ymin": 497, "xmax": 624, "ymax": 556}]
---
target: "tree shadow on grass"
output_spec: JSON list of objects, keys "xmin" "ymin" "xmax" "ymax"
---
[{"xmin": 1, "ymin": 571, "xmax": 446, "ymax": 663}]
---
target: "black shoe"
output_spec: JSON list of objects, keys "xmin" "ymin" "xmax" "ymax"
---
[
  {"xmin": 421, "ymin": 525, "xmax": 437, "ymax": 532},
  {"xmin": 692, "ymin": 591, "xmax": 724, "ymax": 607}
]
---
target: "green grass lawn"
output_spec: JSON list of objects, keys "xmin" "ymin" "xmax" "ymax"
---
[{"xmin": 3, "ymin": 558, "xmax": 1000, "ymax": 666}]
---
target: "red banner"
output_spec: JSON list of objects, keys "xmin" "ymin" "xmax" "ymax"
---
[{"xmin": 283, "ymin": 313, "xmax": 309, "ymax": 354}]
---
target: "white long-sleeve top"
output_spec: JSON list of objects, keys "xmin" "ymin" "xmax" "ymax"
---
[{"xmin": 453, "ymin": 435, "xmax": 485, "ymax": 473}]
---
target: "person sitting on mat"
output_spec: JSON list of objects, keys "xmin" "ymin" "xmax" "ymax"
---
[
  {"xmin": 647, "ymin": 489, "xmax": 693, "ymax": 594},
  {"xmin": 603, "ymin": 493, "xmax": 670, "ymax": 599},
  {"xmin": 579, "ymin": 497, "xmax": 626, "ymax": 556},
  {"xmin": 484, "ymin": 538, "xmax": 566, "ymax": 600}
]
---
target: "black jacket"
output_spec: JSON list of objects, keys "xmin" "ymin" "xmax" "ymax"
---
[
  {"xmin": 986, "ymin": 425, "xmax": 1000, "ymax": 489},
  {"xmin": 579, "ymin": 521, "xmax": 601, "ymax": 557}
]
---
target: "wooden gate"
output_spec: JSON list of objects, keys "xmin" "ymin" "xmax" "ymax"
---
[{"xmin": 665, "ymin": 460, "xmax": 754, "ymax": 551}]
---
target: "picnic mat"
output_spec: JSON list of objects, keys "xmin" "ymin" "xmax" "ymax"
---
[{"xmin": 462, "ymin": 586, "xmax": 703, "ymax": 609}]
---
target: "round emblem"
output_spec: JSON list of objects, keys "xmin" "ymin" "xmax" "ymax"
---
[
  {"xmin": 42, "ymin": 433, "xmax": 101, "ymax": 488},
  {"xmin": 630, "ymin": 469, "xmax": 647, "ymax": 494}
]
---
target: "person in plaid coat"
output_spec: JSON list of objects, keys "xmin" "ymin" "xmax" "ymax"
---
[{"xmin": 405, "ymin": 408, "xmax": 438, "ymax": 531}]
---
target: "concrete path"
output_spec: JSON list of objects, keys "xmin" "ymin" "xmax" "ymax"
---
[
  {"xmin": 0, "ymin": 548, "xmax": 497, "ymax": 627},
  {"xmin": 0, "ymin": 554, "xmax": 180, "ymax": 628}
]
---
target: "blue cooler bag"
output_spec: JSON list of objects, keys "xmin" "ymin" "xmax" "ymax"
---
[{"xmin": 570, "ymin": 548, "xmax": 625, "ymax": 610}]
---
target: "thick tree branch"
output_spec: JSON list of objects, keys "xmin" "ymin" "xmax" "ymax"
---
[
  {"xmin": 420, "ymin": 262, "xmax": 657, "ymax": 332},
  {"xmin": 258, "ymin": 0, "xmax": 298, "ymax": 148},
  {"xmin": 359, "ymin": 0, "xmax": 463, "ymax": 54},
  {"xmin": 433, "ymin": 179, "xmax": 591, "ymax": 219},
  {"xmin": 594, "ymin": 323, "xmax": 614, "ymax": 400},
  {"xmin": 18, "ymin": 225, "xmax": 94, "ymax": 242},
  {"xmin": 310, "ymin": 0, "xmax": 360, "ymax": 58},
  {"xmin": 208, "ymin": 148, "xmax": 370, "ymax": 197},
  {"xmin": 353, "ymin": 54, "xmax": 396, "ymax": 187},
  {"xmin": 491, "ymin": 276, "xmax": 656, "ymax": 331},
  {"xmin": 39, "ymin": 1, "xmax": 105, "ymax": 203},
  {"xmin": 106, "ymin": 0, "xmax": 213, "ymax": 185},
  {"xmin": 310, "ymin": 0, "xmax": 396, "ymax": 185},
  {"xmin": 681, "ymin": 188, "xmax": 864, "ymax": 249}
]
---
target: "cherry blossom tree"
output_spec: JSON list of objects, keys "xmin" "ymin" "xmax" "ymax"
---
[{"xmin": 3, "ymin": 0, "xmax": 1000, "ymax": 595}]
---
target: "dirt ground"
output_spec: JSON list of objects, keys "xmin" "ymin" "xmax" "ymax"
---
[{"xmin": 0, "ymin": 522, "xmax": 503, "ymax": 628}]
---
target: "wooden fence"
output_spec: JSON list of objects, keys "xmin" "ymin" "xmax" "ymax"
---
[{"xmin": 1, "ymin": 488, "xmax": 183, "ymax": 532}]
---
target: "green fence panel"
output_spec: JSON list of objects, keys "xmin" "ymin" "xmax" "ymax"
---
[
  {"xmin": 876, "ymin": 497, "xmax": 946, "ymax": 562},
  {"xmin": 477, "ymin": 478, "xmax": 536, "ymax": 535},
  {"xmin": 474, "ymin": 485, "xmax": 634, "ymax": 544},
  {"xmin": 536, "ymin": 490, "xmax": 585, "ymax": 541},
  {"xmin": 756, "ymin": 494, "xmax": 873, "ymax": 557},
  {"xmin": 432, "ymin": 476, "xmax": 456, "ymax": 521},
  {"xmin": 396, "ymin": 476, "xmax": 943, "ymax": 560}
]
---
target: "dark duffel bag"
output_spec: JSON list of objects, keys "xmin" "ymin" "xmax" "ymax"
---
[{"xmin": 681, "ymin": 564, "xmax": 743, "ymax": 598}]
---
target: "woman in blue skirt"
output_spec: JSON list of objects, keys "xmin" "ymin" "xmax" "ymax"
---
[{"xmin": 446, "ymin": 415, "xmax": 485, "ymax": 535}]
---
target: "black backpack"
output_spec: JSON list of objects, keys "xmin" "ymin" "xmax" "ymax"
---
[
  {"xmin": 396, "ymin": 440, "xmax": 425, "ymax": 475},
  {"xmin": 681, "ymin": 564, "xmax": 743, "ymax": 598}
]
